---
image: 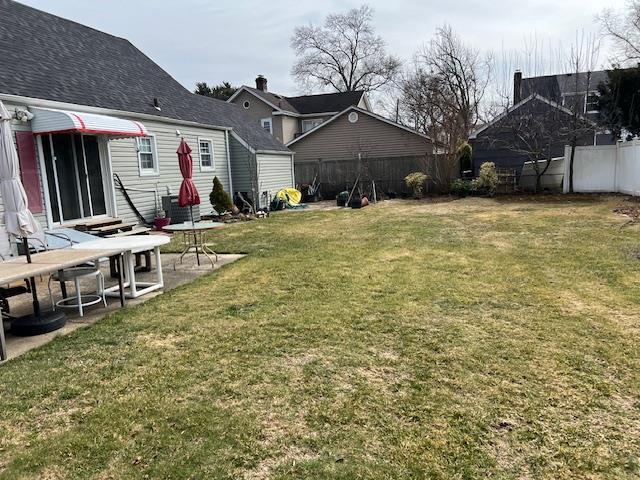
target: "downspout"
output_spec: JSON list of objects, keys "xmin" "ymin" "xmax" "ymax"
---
[{"xmin": 225, "ymin": 130, "xmax": 233, "ymax": 195}]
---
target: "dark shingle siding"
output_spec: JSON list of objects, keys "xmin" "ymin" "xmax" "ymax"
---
[
  {"xmin": 286, "ymin": 91, "xmax": 365, "ymax": 114},
  {"xmin": 0, "ymin": 0, "xmax": 287, "ymax": 152},
  {"xmin": 241, "ymin": 86, "xmax": 365, "ymax": 115},
  {"xmin": 521, "ymin": 71, "xmax": 609, "ymax": 104}
]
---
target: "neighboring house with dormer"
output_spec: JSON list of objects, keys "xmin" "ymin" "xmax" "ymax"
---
[
  {"xmin": 229, "ymin": 76, "xmax": 438, "ymax": 198},
  {"xmin": 227, "ymin": 76, "xmax": 371, "ymax": 144},
  {"xmin": 470, "ymin": 70, "xmax": 615, "ymax": 176},
  {"xmin": 516, "ymin": 70, "xmax": 609, "ymax": 124}
]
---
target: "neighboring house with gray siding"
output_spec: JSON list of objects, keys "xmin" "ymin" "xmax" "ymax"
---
[
  {"xmin": 0, "ymin": 0, "xmax": 293, "ymax": 227},
  {"xmin": 228, "ymin": 75, "xmax": 371, "ymax": 145},
  {"xmin": 469, "ymin": 70, "xmax": 615, "ymax": 177},
  {"xmin": 288, "ymin": 106, "xmax": 434, "ymax": 197}
]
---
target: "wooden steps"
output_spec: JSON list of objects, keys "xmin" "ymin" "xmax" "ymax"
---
[
  {"xmin": 73, "ymin": 217, "xmax": 122, "ymax": 231},
  {"xmin": 89, "ymin": 222, "xmax": 137, "ymax": 235},
  {"xmin": 106, "ymin": 227, "xmax": 151, "ymax": 238},
  {"xmin": 72, "ymin": 217, "xmax": 150, "ymax": 238}
]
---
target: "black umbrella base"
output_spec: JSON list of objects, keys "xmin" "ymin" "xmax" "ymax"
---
[{"xmin": 11, "ymin": 310, "xmax": 67, "ymax": 337}]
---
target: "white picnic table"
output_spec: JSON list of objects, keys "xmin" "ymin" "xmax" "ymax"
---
[
  {"xmin": 0, "ymin": 248, "xmax": 127, "ymax": 361},
  {"xmin": 72, "ymin": 235, "xmax": 170, "ymax": 300}
]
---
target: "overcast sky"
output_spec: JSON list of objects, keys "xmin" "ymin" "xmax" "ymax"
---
[{"xmin": 20, "ymin": 0, "xmax": 626, "ymax": 96}]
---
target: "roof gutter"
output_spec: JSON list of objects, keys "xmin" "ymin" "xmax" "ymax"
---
[
  {"xmin": 0, "ymin": 93, "xmax": 233, "ymax": 132},
  {"xmin": 272, "ymin": 111, "xmax": 339, "ymax": 118},
  {"xmin": 255, "ymin": 149, "xmax": 292, "ymax": 155}
]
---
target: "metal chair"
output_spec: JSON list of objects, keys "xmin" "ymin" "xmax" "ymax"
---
[
  {"xmin": 19, "ymin": 233, "xmax": 105, "ymax": 318},
  {"xmin": 48, "ymin": 267, "xmax": 106, "ymax": 317}
]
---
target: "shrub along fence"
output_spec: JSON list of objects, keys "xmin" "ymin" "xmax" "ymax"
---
[{"xmin": 294, "ymin": 155, "xmax": 436, "ymax": 199}]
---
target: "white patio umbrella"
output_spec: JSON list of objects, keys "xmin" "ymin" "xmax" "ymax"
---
[
  {"xmin": 0, "ymin": 100, "xmax": 63, "ymax": 331},
  {"xmin": 0, "ymin": 100, "xmax": 40, "ymax": 238}
]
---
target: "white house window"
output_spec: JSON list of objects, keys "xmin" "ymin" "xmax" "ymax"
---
[
  {"xmin": 301, "ymin": 118, "xmax": 323, "ymax": 133},
  {"xmin": 261, "ymin": 117, "xmax": 272, "ymax": 134},
  {"xmin": 198, "ymin": 138, "xmax": 215, "ymax": 170},
  {"xmin": 243, "ymin": 100, "xmax": 250, "ymax": 109},
  {"xmin": 136, "ymin": 135, "xmax": 158, "ymax": 176},
  {"xmin": 586, "ymin": 92, "xmax": 600, "ymax": 113},
  {"xmin": 348, "ymin": 112, "xmax": 359, "ymax": 123}
]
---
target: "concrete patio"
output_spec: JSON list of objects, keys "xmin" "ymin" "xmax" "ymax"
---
[{"xmin": 1, "ymin": 252, "xmax": 243, "ymax": 361}]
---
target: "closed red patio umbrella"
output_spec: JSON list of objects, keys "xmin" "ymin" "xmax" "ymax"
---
[{"xmin": 177, "ymin": 139, "xmax": 200, "ymax": 224}]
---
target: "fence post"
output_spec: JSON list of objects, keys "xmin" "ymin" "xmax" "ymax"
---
[
  {"xmin": 563, "ymin": 145, "xmax": 570, "ymax": 194},
  {"xmin": 613, "ymin": 141, "xmax": 619, "ymax": 193}
]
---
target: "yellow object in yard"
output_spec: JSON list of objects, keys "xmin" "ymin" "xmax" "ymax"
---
[{"xmin": 276, "ymin": 188, "xmax": 302, "ymax": 205}]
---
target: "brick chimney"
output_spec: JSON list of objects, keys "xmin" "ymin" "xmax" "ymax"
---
[
  {"xmin": 513, "ymin": 70, "xmax": 523, "ymax": 105},
  {"xmin": 255, "ymin": 75, "xmax": 268, "ymax": 92}
]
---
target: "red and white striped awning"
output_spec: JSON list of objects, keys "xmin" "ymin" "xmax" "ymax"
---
[{"xmin": 29, "ymin": 107, "xmax": 148, "ymax": 137}]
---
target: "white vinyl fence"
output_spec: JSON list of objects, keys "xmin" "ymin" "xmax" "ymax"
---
[
  {"xmin": 563, "ymin": 141, "xmax": 640, "ymax": 195},
  {"xmin": 520, "ymin": 157, "xmax": 564, "ymax": 191}
]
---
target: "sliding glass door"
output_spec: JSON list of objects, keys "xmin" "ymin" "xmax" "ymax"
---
[{"xmin": 41, "ymin": 133, "xmax": 108, "ymax": 224}]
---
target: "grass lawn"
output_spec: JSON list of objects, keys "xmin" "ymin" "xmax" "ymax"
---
[{"xmin": 2, "ymin": 195, "xmax": 640, "ymax": 479}]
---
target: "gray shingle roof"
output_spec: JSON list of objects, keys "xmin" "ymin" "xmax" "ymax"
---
[
  {"xmin": 241, "ymin": 86, "xmax": 365, "ymax": 115},
  {"xmin": 242, "ymin": 87, "xmax": 299, "ymax": 114},
  {"xmin": 0, "ymin": 0, "xmax": 288, "ymax": 152},
  {"xmin": 285, "ymin": 91, "xmax": 365, "ymax": 114},
  {"xmin": 522, "ymin": 71, "xmax": 609, "ymax": 102}
]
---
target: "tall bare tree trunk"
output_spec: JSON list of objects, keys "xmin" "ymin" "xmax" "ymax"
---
[{"xmin": 569, "ymin": 141, "xmax": 576, "ymax": 194}]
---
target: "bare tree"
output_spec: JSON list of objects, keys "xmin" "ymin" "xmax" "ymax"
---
[
  {"xmin": 290, "ymin": 5, "xmax": 401, "ymax": 93},
  {"xmin": 565, "ymin": 32, "xmax": 601, "ymax": 193},
  {"xmin": 486, "ymin": 36, "xmax": 569, "ymax": 115},
  {"xmin": 480, "ymin": 99, "xmax": 573, "ymax": 192},
  {"xmin": 421, "ymin": 25, "xmax": 490, "ymax": 136},
  {"xmin": 400, "ymin": 25, "xmax": 490, "ymax": 190},
  {"xmin": 599, "ymin": 1, "xmax": 640, "ymax": 64}
]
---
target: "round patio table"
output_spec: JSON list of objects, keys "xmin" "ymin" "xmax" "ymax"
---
[{"xmin": 162, "ymin": 221, "xmax": 225, "ymax": 268}]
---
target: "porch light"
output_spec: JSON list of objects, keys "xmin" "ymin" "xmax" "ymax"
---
[{"xmin": 14, "ymin": 108, "xmax": 34, "ymax": 122}]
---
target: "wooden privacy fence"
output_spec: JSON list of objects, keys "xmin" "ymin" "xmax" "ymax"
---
[{"xmin": 295, "ymin": 155, "xmax": 434, "ymax": 198}]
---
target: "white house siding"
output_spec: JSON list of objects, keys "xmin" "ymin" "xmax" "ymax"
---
[
  {"xmin": 229, "ymin": 135, "xmax": 253, "ymax": 194},
  {"xmin": 229, "ymin": 136, "xmax": 294, "ymax": 208},
  {"xmin": 281, "ymin": 116, "xmax": 298, "ymax": 144},
  {"xmin": 108, "ymin": 119, "xmax": 231, "ymax": 224},
  {"xmin": 257, "ymin": 153, "xmax": 295, "ymax": 206}
]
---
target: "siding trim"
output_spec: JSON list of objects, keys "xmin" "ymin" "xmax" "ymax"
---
[
  {"xmin": 225, "ymin": 130, "xmax": 233, "ymax": 195},
  {"xmin": 35, "ymin": 135, "xmax": 54, "ymax": 229},
  {"xmin": 101, "ymin": 137, "xmax": 118, "ymax": 218}
]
